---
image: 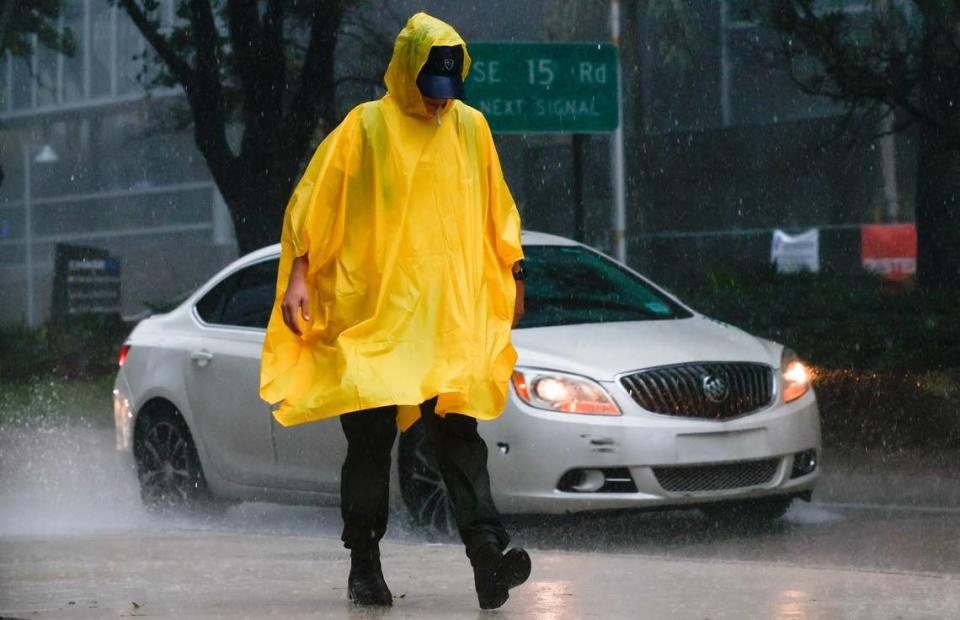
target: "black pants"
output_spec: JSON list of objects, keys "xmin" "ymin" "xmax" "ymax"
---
[{"xmin": 339, "ymin": 395, "xmax": 510, "ymax": 562}]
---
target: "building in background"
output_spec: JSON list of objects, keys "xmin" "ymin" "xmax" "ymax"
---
[{"xmin": 0, "ymin": 0, "xmax": 235, "ymax": 327}]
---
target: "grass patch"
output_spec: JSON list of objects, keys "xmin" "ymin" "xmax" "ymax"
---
[
  {"xmin": 0, "ymin": 314, "xmax": 132, "ymax": 383},
  {"xmin": 0, "ymin": 314, "xmax": 127, "ymax": 427},
  {"xmin": 0, "ymin": 373, "xmax": 115, "ymax": 428}
]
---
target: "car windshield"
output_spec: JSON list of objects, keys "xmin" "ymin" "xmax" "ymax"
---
[{"xmin": 518, "ymin": 245, "xmax": 693, "ymax": 328}]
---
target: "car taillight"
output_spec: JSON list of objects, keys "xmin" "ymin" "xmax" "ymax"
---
[{"xmin": 118, "ymin": 343, "xmax": 131, "ymax": 367}]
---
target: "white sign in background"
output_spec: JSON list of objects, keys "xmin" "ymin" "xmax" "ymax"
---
[{"xmin": 771, "ymin": 229, "xmax": 820, "ymax": 273}]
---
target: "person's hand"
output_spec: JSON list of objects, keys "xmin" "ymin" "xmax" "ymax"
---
[
  {"xmin": 282, "ymin": 255, "xmax": 310, "ymax": 336},
  {"xmin": 512, "ymin": 279, "xmax": 524, "ymax": 328}
]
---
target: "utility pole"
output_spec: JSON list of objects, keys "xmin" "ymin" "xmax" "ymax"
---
[
  {"xmin": 719, "ymin": 0, "xmax": 732, "ymax": 127},
  {"xmin": 610, "ymin": 0, "xmax": 627, "ymax": 263},
  {"xmin": 874, "ymin": 0, "xmax": 900, "ymax": 221},
  {"xmin": 22, "ymin": 143, "xmax": 35, "ymax": 328}
]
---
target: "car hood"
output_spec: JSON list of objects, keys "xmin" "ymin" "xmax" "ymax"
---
[{"xmin": 511, "ymin": 316, "xmax": 780, "ymax": 381}]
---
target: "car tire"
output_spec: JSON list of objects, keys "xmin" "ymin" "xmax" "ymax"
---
[
  {"xmin": 398, "ymin": 419, "xmax": 457, "ymax": 538},
  {"xmin": 133, "ymin": 405, "xmax": 226, "ymax": 517},
  {"xmin": 700, "ymin": 496, "xmax": 794, "ymax": 525}
]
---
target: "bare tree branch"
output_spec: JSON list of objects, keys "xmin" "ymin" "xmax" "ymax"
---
[
  {"xmin": 113, "ymin": 0, "xmax": 378, "ymax": 253},
  {"xmin": 772, "ymin": 2, "xmax": 952, "ymax": 141},
  {"xmin": 284, "ymin": 1, "xmax": 343, "ymax": 144},
  {"xmin": 116, "ymin": 0, "xmax": 195, "ymax": 86}
]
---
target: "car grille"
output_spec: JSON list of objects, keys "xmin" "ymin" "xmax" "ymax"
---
[
  {"xmin": 653, "ymin": 459, "xmax": 780, "ymax": 493},
  {"xmin": 619, "ymin": 362, "xmax": 774, "ymax": 420}
]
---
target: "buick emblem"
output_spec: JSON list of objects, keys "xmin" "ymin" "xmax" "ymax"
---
[
  {"xmin": 701, "ymin": 374, "xmax": 729, "ymax": 403},
  {"xmin": 443, "ymin": 58, "xmax": 455, "ymax": 71}
]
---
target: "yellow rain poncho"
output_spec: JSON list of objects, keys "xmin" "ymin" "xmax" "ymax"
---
[{"xmin": 259, "ymin": 13, "xmax": 524, "ymax": 432}]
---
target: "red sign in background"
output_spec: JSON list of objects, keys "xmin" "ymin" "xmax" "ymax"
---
[{"xmin": 861, "ymin": 223, "xmax": 917, "ymax": 281}]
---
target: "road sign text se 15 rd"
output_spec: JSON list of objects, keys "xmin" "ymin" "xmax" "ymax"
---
[{"xmin": 466, "ymin": 42, "xmax": 620, "ymax": 134}]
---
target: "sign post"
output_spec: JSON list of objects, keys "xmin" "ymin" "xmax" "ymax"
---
[{"xmin": 609, "ymin": 0, "xmax": 627, "ymax": 263}]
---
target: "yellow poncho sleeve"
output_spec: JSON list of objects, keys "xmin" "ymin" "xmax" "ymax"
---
[{"xmin": 259, "ymin": 107, "xmax": 362, "ymax": 408}]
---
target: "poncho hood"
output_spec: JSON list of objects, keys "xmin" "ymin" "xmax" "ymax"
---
[{"xmin": 383, "ymin": 12, "xmax": 472, "ymax": 118}]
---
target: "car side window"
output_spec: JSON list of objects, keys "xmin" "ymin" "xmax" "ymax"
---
[{"xmin": 195, "ymin": 259, "xmax": 279, "ymax": 329}]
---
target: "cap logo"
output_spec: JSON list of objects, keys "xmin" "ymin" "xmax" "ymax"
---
[{"xmin": 443, "ymin": 58, "xmax": 455, "ymax": 71}]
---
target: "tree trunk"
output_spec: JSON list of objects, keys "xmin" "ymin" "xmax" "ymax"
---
[
  {"xmin": 915, "ymin": 124, "xmax": 960, "ymax": 289},
  {"xmin": 220, "ymin": 173, "xmax": 290, "ymax": 255},
  {"xmin": 194, "ymin": 76, "xmax": 337, "ymax": 257}
]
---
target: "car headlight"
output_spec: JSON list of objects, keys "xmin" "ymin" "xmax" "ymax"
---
[
  {"xmin": 511, "ymin": 367, "xmax": 621, "ymax": 415},
  {"xmin": 781, "ymin": 347, "xmax": 812, "ymax": 403}
]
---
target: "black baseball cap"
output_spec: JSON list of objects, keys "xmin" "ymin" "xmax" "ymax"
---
[{"xmin": 416, "ymin": 45, "xmax": 465, "ymax": 100}]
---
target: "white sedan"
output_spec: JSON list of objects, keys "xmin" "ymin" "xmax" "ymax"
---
[{"xmin": 113, "ymin": 231, "xmax": 821, "ymax": 530}]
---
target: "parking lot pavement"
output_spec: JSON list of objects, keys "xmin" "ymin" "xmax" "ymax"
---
[{"xmin": 1, "ymin": 528, "xmax": 958, "ymax": 620}]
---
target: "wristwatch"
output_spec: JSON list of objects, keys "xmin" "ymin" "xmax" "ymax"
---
[{"xmin": 512, "ymin": 260, "xmax": 526, "ymax": 281}]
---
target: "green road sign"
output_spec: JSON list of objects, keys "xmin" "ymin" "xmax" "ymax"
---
[{"xmin": 465, "ymin": 42, "xmax": 619, "ymax": 133}]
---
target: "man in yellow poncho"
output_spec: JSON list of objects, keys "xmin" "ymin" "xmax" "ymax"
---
[{"xmin": 259, "ymin": 12, "xmax": 531, "ymax": 611}]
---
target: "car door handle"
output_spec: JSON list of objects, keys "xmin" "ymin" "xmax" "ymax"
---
[{"xmin": 190, "ymin": 349, "xmax": 214, "ymax": 366}]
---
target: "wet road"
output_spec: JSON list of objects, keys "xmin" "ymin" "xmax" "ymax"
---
[
  {"xmin": 2, "ymin": 510, "xmax": 959, "ymax": 620},
  {"xmin": 1, "ymin": 425, "xmax": 959, "ymax": 618}
]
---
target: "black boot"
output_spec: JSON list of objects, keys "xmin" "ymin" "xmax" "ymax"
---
[
  {"xmin": 471, "ymin": 543, "xmax": 532, "ymax": 610},
  {"xmin": 347, "ymin": 549, "xmax": 393, "ymax": 606}
]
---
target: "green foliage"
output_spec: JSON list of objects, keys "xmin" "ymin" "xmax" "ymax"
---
[
  {"xmin": 757, "ymin": 0, "xmax": 960, "ymax": 160},
  {"xmin": 0, "ymin": 372, "xmax": 115, "ymax": 427},
  {"xmin": 0, "ymin": 0, "xmax": 76, "ymax": 57},
  {"xmin": 674, "ymin": 268, "xmax": 960, "ymax": 372},
  {"xmin": 645, "ymin": 0, "xmax": 701, "ymax": 69},
  {"xmin": 0, "ymin": 314, "xmax": 132, "ymax": 383},
  {"xmin": 0, "ymin": 0, "xmax": 76, "ymax": 191}
]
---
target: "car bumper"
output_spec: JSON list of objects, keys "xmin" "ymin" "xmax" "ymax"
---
[{"xmin": 481, "ymin": 384, "xmax": 821, "ymax": 515}]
